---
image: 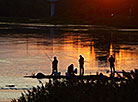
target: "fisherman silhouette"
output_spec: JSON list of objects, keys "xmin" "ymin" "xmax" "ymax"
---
[
  {"xmin": 79, "ymin": 55, "xmax": 84, "ymax": 76},
  {"xmin": 68, "ymin": 64, "xmax": 74, "ymax": 76},
  {"xmin": 51, "ymin": 56, "xmax": 58, "ymax": 75},
  {"xmin": 109, "ymin": 55, "xmax": 115, "ymax": 74}
]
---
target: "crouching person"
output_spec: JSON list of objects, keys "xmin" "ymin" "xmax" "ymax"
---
[{"xmin": 66, "ymin": 64, "xmax": 77, "ymax": 76}]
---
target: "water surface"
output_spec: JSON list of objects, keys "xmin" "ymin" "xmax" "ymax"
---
[{"xmin": 0, "ymin": 23, "xmax": 138, "ymax": 101}]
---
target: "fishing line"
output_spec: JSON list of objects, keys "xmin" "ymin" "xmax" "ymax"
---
[
  {"xmin": 61, "ymin": 53, "xmax": 90, "ymax": 63},
  {"xmin": 39, "ymin": 46, "xmax": 52, "ymax": 62}
]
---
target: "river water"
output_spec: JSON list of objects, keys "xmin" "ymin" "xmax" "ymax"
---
[{"xmin": 0, "ymin": 22, "xmax": 138, "ymax": 101}]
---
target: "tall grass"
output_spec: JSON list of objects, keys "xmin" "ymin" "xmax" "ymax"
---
[{"xmin": 12, "ymin": 69, "xmax": 138, "ymax": 102}]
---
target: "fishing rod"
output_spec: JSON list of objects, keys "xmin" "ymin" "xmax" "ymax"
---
[
  {"xmin": 39, "ymin": 46, "xmax": 52, "ymax": 62},
  {"xmin": 40, "ymin": 46, "xmax": 89, "ymax": 64},
  {"xmin": 66, "ymin": 55, "xmax": 90, "ymax": 63}
]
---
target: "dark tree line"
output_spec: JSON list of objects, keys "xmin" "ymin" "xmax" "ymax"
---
[
  {"xmin": 0, "ymin": 0, "xmax": 49, "ymax": 18},
  {"xmin": 0, "ymin": 0, "xmax": 138, "ymax": 27},
  {"xmin": 0, "ymin": 0, "xmax": 138, "ymax": 18}
]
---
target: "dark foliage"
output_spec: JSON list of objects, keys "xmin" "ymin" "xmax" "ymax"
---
[
  {"xmin": 0, "ymin": 0, "xmax": 138, "ymax": 27},
  {"xmin": 12, "ymin": 69, "xmax": 138, "ymax": 102},
  {"xmin": 0, "ymin": 0, "xmax": 138, "ymax": 17}
]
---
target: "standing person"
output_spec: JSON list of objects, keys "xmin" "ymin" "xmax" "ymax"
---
[
  {"xmin": 51, "ymin": 56, "xmax": 58, "ymax": 75},
  {"xmin": 109, "ymin": 55, "xmax": 115, "ymax": 74},
  {"xmin": 79, "ymin": 55, "xmax": 84, "ymax": 76}
]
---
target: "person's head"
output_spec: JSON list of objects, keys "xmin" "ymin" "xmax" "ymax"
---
[
  {"xmin": 54, "ymin": 56, "xmax": 57, "ymax": 60},
  {"xmin": 70, "ymin": 64, "xmax": 74, "ymax": 67},
  {"xmin": 80, "ymin": 55, "xmax": 82, "ymax": 58}
]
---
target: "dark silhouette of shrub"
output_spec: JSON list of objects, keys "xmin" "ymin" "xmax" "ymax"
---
[{"xmin": 12, "ymin": 69, "xmax": 138, "ymax": 102}]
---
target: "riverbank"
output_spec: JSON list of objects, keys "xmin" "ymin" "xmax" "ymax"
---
[
  {"xmin": 12, "ymin": 69, "xmax": 138, "ymax": 102},
  {"xmin": 0, "ymin": 16, "xmax": 138, "ymax": 29}
]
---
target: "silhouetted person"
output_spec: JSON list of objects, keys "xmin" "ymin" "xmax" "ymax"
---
[
  {"xmin": 79, "ymin": 55, "xmax": 84, "ymax": 76},
  {"xmin": 109, "ymin": 55, "xmax": 115, "ymax": 74},
  {"xmin": 68, "ymin": 64, "xmax": 74, "ymax": 76},
  {"xmin": 51, "ymin": 56, "xmax": 58, "ymax": 75}
]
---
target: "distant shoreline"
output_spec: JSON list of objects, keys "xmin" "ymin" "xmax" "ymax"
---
[{"xmin": 0, "ymin": 16, "xmax": 138, "ymax": 29}]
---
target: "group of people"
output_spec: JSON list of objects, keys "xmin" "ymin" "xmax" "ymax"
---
[
  {"xmin": 51, "ymin": 55, "xmax": 115, "ymax": 76},
  {"xmin": 51, "ymin": 55, "xmax": 84, "ymax": 76}
]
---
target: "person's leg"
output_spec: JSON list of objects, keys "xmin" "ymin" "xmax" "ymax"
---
[
  {"xmin": 80, "ymin": 65, "xmax": 82, "ymax": 76},
  {"xmin": 113, "ymin": 65, "xmax": 115, "ymax": 73},
  {"xmin": 55, "ymin": 68, "xmax": 58, "ymax": 73},
  {"xmin": 82, "ymin": 68, "xmax": 84, "ymax": 76},
  {"xmin": 110, "ymin": 65, "xmax": 113, "ymax": 74}
]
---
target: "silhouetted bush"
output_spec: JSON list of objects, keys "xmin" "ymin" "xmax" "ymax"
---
[{"xmin": 12, "ymin": 69, "xmax": 138, "ymax": 102}]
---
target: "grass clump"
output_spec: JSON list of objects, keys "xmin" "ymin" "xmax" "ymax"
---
[{"xmin": 12, "ymin": 69, "xmax": 138, "ymax": 102}]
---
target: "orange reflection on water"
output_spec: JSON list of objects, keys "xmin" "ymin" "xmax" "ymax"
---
[
  {"xmin": 26, "ymin": 35, "xmax": 138, "ymax": 75},
  {"xmin": 24, "ymin": 33, "xmax": 138, "ymax": 75},
  {"xmin": 2, "ymin": 32, "xmax": 138, "ymax": 76},
  {"xmin": 89, "ymin": 41, "xmax": 96, "ymax": 67},
  {"xmin": 114, "ymin": 45, "xmax": 137, "ymax": 71},
  {"xmin": 108, "ymin": 43, "xmax": 137, "ymax": 71},
  {"xmin": 109, "ymin": 43, "xmax": 113, "ymax": 56},
  {"xmin": 62, "ymin": 33, "xmax": 97, "ymax": 74}
]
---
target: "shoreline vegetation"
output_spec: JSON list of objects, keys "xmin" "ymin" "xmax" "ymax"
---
[
  {"xmin": 12, "ymin": 69, "xmax": 138, "ymax": 102},
  {"xmin": 0, "ymin": 0, "xmax": 138, "ymax": 29},
  {"xmin": 0, "ymin": 16, "xmax": 138, "ymax": 29}
]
